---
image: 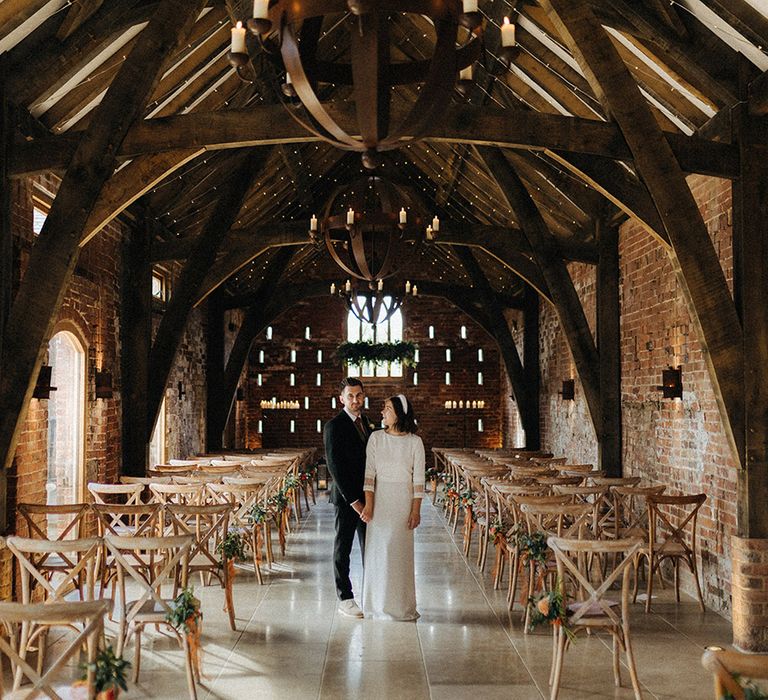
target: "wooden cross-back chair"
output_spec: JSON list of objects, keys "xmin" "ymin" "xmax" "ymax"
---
[
  {"xmin": 105, "ymin": 534, "xmax": 197, "ymax": 699},
  {"xmin": 88, "ymin": 482, "xmax": 145, "ymax": 509},
  {"xmin": 149, "ymin": 483, "xmax": 205, "ymax": 506},
  {"xmin": 6, "ymin": 536, "xmax": 101, "ymax": 689},
  {"xmin": 0, "ymin": 599, "xmax": 110, "ymax": 700},
  {"xmin": 548, "ymin": 537, "xmax": 644, "ymax": 700},
  {"xmin": 17, "ymin": 502, "xmax": 91, "ymax": 545},
  {"xmin": 640, "ymin": 492, "xmax": 707, "ymax": 612},
  {"xmin": 163, "ymin": 503, "xmax": 237, "ymax": 631},
  {"xmin": 207, "ymin": 483, "xmax": 270, "ymax": 583},
  {"xmin": 701, "ymin": 647, "xmax": 768, "ymax": 700},
  {"xmin": 148, "ymin": 465, "xmax": 195, "ymax": 477}
]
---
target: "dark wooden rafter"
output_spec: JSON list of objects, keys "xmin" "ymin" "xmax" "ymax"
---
[
  {"xmin": 543, "ymin": 0, "xmax": 745, "ymax": 466},
  {"xmin": 545, "ymin": 150, "xmax": 668, "ymax": 245},
  {"xmin": 732, "ymin": 67, "xmax": 768, "ymax": 538},
  {"xmin": 478, "ymin": 146, "xmax": 602, "ymax": 438},
  {"xmin": 0, "ymin": 61, "xmax": 10, "ymax": 529},
  {"xmin": 9, "ymin": 104, "xmax": 739, "ymax": 179},
  {"xmin": 0, "ymin": 0, "xmax": 208, "ymax": 472},
  {"xmin": 455, "ymin": 247, "xmax": 539, "ymax": 446},
  {"xmin": 208, "ymin": 247, "xmax": 297, "ymax": 446},
  {"xmin": 56, "ymin": 0, "xmax": 106, "ymax": 41},
  {"xmin": 147, "ymin": 149, "xmax": 265, "ymax": 434},
  {"xmin": 596, "ymin": 217, "xmax": 622, "ymax": 476}
]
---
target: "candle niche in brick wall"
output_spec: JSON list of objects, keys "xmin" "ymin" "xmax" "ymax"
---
[
  {"xmin": 658, "ymin": 366, "xmax": 683, "ymax": 400},
  {"xmin": 560, "ymin": 379, "xmax": 575, "ymax": 401}
]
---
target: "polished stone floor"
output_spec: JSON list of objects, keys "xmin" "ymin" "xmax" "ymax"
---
[{"xmin": 108, "ymin": 497, "xmax": 730, "ymax": 699}]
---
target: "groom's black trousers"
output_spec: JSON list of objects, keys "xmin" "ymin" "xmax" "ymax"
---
[{"xmin": 334, "ymin": 501, "xmax": 366, "ymax": 601}]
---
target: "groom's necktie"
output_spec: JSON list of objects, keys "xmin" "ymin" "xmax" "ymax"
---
[{"xmin": 353, "ymin": 416, "xmax": 367, "ymax": 442}]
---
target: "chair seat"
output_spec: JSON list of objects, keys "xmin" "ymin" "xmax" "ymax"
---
[
  {"xmin": 125, "ymin": 598, "xmax": 175, "ymax": 622},
  {"xmin": 567, "ymin": 599, "xmax": 620, "ymax": 616}
]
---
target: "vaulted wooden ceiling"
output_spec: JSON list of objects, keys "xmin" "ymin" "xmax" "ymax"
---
[{"xmin": 5, "ymin": 0, "xmax": 763, "ymax": 307}]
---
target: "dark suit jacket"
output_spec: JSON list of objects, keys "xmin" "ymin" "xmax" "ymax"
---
[{"xmin": 323, "ymin": 411, "xmax": 371, "ymax": 506}]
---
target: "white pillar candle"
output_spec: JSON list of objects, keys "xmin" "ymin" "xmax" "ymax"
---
[
  {"xmin": 310, "ymin": 214, "xmax": 318, "ymax": 231},
  {"xmin": 345, "ymin": 279, "xmax": 352, "ymax": 293},
  {"xmin": 231, "ymin": 21, "xmax": 247, "ymax": 53},
  {"xmin": 460, "ymin": 66, "xmax": 473, "ymax": 81},
  {"xmin": 347, "ymin": 207, "xmax": 355, "ymax": 225},
  {"xmin": 501, "ymin": 17, "xmax": 516, "ymax": 47},
  {"xmin": 253, "ymin": 0, "xmax": 269, "ymax": 18},
  {"xmin": 405, "ymin": 280, "xmax": 411, "ymax": 294},
  {"xmin": 399, "ymin": 207, "xmax": 407, "ymax": 224},
  {"xmin": 412, "ymin": 284, "xmax": 418, "ymax": 296},
  {"xmin": 377, "ymin": 279, "xmax": 383, "ymax": 291},
  {"xmin": 463, "ymin": 0, "xmax": 478, "ymax": 12},
  {"xmin": 330, "ymin": 283, "xmax": 336, "ymax": 294},
  {"xmin": 431, "ymin": 215, "xmax": 440, "ymax": 232}
]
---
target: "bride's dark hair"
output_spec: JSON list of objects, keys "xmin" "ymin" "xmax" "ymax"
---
[{"xmin": 389, "ymin": 395, "xmax": 418, "ymax": 434}]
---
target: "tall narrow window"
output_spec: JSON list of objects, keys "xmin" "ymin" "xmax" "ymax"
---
[
  {"xmin": 460, "ymin": 325, "xmax": 467, "ymax": 339},
  {"xmin": 413, "ymin": 372, "xmax": 419, "ymax": 386},
  {"xmin": 46, "ymin": 331, "xmax": 85, "ymax": 538},
  {"xmin": 258, "ymin": 420, "xmax": 263, "ymax": 434},
  {"xmin": 316, "ymin": 373, "xmax": 322, "ymax": 386},
  {"xmin": 477, "ymin": 372, "xmax": 484, "ymax": 386},
  {"xmin": 151, "ymin": 270, "xmax": 169, "ymax": 303},
  {"xmin": 289, "ymin": 373, "xmax": 295, "ymax": 386},
  {"xmin": 305, "ymin": 326, "xmax": 311, "ymax": 339},
  {"xmin": 445, "ymin": 349, "xmax": 452, "ymax": 362},
  {"xmin": 429, "ymin": 325, "xmax": 435, "ymax": 339},
  {"xmin": 331, "ymin": 397, "xmax": 337, "ymax": 409},
  {"xmin": 149, "ymin": 396, "xmax": 166, "ymax": 468},
  {"xmin": 477, "ymin": 419, "xmax": 484, "ymax": 432},
  {"xmin": 257, "ymin": 373, "xmax": 263, "ymax": 386},
  {"xmin": 290, "ymin": 419, "xmax": 295, "ymax": 433},
  {"xmin": 266, "ymin": 326, "xmax": 273, "ymax": 340},
  {"xmin": 259, "ymin": 350, "xmax": 265, "ymax": 363},
  {"xmin": 316, "ymin": 419, "xmax": 322, "ymax": 433},
  {"xmin": 290, "ymin": 350, "xmax": 296, "ymax": 363},
  {"xmin": 445, "ymin": 372, "xmax": 451, "ymax": 385},
  {"xmin": 478, "ymin": 348, "xmax": 484, "ymax": 362},
  {"xmin": 346, "ymin": 296, "xmax": 404, "ymax": 377},
  {"xmin": 304, "ymin": 396, "xmax": 310, "ymax": 410},
  {"xmin": 317, "ymin": 350, "xmax": 323, "ymax": 363}
]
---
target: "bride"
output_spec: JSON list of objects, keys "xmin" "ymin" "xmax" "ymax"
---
[{"xmin": 360, "ymin": 394, "xmax": 425, "ymax": 621}]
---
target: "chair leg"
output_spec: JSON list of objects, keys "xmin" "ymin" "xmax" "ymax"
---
[
  {"xmin": 690, "ymin": 555, "xmax": 706, "ymax": 613},
  {"xmin": 182, "ymin": 634, "xmax": 198, "ymax": 700},
  {"xmin": 612, "ymin": 633, "xmax": 621, "ymax": 686},
  {"xmin": 549, "ymin": 624, "xmax": 567, "ymax": 700},
  {"xmin": 36, "ymin": 627, "xmax": 48, "ymax": 680},
  {"xmin": 508, "ymin": 551, "xmax": 520, "ymax": 611},
  {"xmin": 674, "ymin": 559, "xmax": 680, "ymax": 603},
  {"xmin": 645, "ymin": 559, "xmax": 655, "ymax": 613},
  {"xmin": 133, "ymin": 626, "xmax": 142, "ymax": 683},
  {"xmin": 624, "ymin": 630, "xmax": 643, "ymax": 700}
]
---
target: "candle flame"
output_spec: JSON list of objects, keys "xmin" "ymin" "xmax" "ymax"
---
[
  {"xmin": 236, "ymin": 20, "xmax": 243, "ymax": 29},
  {"xmin": 503, "ymin": 16, "xmax": 510, "ymax": 26}
]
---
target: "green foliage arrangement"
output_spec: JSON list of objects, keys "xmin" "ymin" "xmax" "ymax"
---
[
  {"xmin": 283, "ymin": 474, "xmax": 300, "ymax": 491},
  {"xmin": 217, "ymin": 529, "xmax": 247, "ymax": 563},
  {"xmin": 166, "ymin": 587, "xmax": 201, "ymax": 633},
  {"xmin": 528, "ymin": 582, "xmax": 574, "ymax": 641},
  {"xmin": 268, "ymin": 489, "xmax": 289, "ymax": 513},
  {"xmin": 335, "ymin": 340, "xmax": 418, "ymax": 368},
  {"xmin": 724, "ymin": 679, "xmax": 768, "ymax": 700},
  {"xmin": 517, "ymin": 531, "xmax": 550, "ymax": 567},
  {"xmin": 80, "ymin": 645, "xmax": 130, "ymax": 694},
  {"xmin": 248, "ymin": 503, "xmax": 268, "ymax": 524}
]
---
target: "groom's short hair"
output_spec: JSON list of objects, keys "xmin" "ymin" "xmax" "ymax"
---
[{"xmin": 339, "ymin": 377, "xmax": 364, "ymax": 393}]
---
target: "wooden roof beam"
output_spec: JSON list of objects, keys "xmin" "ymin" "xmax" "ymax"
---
[
  {"xmin": 543, "ymin": 0, "xmax": 745, "ymax": 467},
  {"xmin": 10, "ymin": 103, "xmax": 739, "ymax": 179}
]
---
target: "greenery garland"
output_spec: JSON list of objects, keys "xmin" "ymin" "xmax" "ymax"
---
[
  {"xmin": 166, "ymin": 587, "xmax": 201, "ymax": 634},
  {"xmin": 217, "ymin": 529, "xmax": 247, "ymax": 564},
  {"xmin": 80, "ymin": 645, "xmax": 130, "ymax": 694},
  {"xmin": 335, "ymin": 340, "xmax": 418, "ymax": 368}
]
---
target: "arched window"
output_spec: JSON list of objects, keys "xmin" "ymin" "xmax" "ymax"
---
[
  {"xmin": 346, "ymin": 296, "xmax": 403, "ymax": 377},
  {"xmin": 46, "ymin": 331, "xmax": 85, "ymax": 538}
]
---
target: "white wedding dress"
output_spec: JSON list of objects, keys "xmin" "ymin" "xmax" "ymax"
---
[{"xmin": 361, "ymin": 430, "xmax": 425, "ymax": 621}]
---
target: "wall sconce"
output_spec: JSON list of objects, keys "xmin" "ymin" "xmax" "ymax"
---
[
  {"xmin": 560, "ymin": 379, "xmax": 575, "ymax": 401},
  {"xmin": 33, "ymin": 365, "xmax": 57, "ymax": 400},
  {"xmin": 236, "ymin": 387, "xmax": 245, "ymax": 401},
  {"xmin": 177, "ymin": 381, "xmax": 186, "ymax": 400},
  {"xmin": 658, "ymin": 366, "xmax": 683, "ymax": 399},
  {"xmin": 95, "ymin": 370, "xmax": 113, "ymax": 399}
]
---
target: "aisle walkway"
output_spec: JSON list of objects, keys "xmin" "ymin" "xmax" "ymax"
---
[{"xmin": 126, "ymin": 497, "xmax": 731, "ymax": 699}]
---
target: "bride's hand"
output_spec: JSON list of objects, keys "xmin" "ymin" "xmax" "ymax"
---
[
  {"xmin": 361, "ymin": 505, "xmax": 373, "ymax": 523},
  {"xmin": 407, "ymin": 510, "xmax": 420, "ymax": 529}
]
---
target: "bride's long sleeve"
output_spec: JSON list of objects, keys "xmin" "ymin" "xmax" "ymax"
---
[
  {"xmin": 412, "ymin": 437, "xmax": 425, "ymax": 497},
  {"xmin": 364, "ymin": 433, "xmax": 377, "ymax": 493}
]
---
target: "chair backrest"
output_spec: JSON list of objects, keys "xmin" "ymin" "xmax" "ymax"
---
[
  {"xmin": 206, "ymin": 483, "xmax": 265, "ymax": 525},
  {"xmin": 611, "ymin": 484, "xmax": 666, "ymax": 537},
  {"xmin": 163, "ymin": 503, "xmax": 232, "ymax": 572},
  {"xmin": 6, "ymin": 535, "xmax": 101, "ymax": 603},
  {"xmin": 0, "ymin": 599, "xmax": 110, "ymax": 699},
  {"xmin": 91, "ymin": 503, "xmax": 163, "ymax": 537},
  {"xmin": 647, "ymin": 492, "xmax": 706, "ymax": 555},
  {"xmin": 105, "ymin": 534, "xmax": 192, "ymax": 622},
  {"xmin": 548, "ymin": 536, "xmax": 642, "ymax": 628},
  {"xmin": 520, "ymin": 503, "xmax": 594, "ymax": 539},
  {"xmin": 701, "ymin": 647, "xmax": 768, "ymax": 700},
  {"xmin": 87, "ymin": 482, "xmax": 144, "ymax": 506},
  {"xmin": 149, "ymin": 482, "xmax": 205, "ymax": 505},
  {"xmin": 120, "ymin": 476, "xmax": 171, "ymax": 485},
  {"xmin": 172, "ymin": 474, "xmax": 221, "ymax": 485},
  {"xmin": 17, "ymin": 502, "xmax": 91, "ymax": 541},
  {"xmin": 148, "ymin": 465, "xmax": 195, "ymax": 476},
  {"xmin": 168, "ymin": 459, "xmax": 203, "ymax": 467},
  {"xmin": 590, "ymin": 476, "xmax": 642, "ymax": 488}
]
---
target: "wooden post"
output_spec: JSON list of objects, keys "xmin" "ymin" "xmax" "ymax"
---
[
  {"xmin": 597, "ymin": 219, "xmax": 622, "ymax": 476},
  {"xmin": 120, "ymin": 219, "xmax": 152, "ymax": 476},
  {"xmin": 522, "ymin": 285, "xmax": 541, "ymax": 450},
  {"xmin": 0, "ymin": 59, "xmax": 10, "ymax": 529},
  {"xmin": 205, "ymin": 292, "xmax": 225, "ymax": 452},
  {"xmin": 733, "ymin": 65, "xmax": 768, "ymax": 538}
]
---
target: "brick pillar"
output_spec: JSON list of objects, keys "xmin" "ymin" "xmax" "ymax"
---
[{"xmin": 732, "ymin": 536, "xmax": 768, "ymax": 651}]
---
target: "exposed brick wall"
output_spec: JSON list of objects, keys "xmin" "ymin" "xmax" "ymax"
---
[
  {"xmin": 236, "ymin": 295, "xmax": 505, "ymax": 461},
  {"xmin": 514, "ymin": 174, "xmax": 736, "ymax": 614}
]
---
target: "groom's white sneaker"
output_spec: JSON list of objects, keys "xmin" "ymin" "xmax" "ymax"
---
[{"xmin": 338, "ymin": 599, "xmax": 364, "ymax": 618}]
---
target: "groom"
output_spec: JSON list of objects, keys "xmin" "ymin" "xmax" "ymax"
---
[{"xmin": 323, "ymin": 377, "xmax": 372, "ymax": 618}]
